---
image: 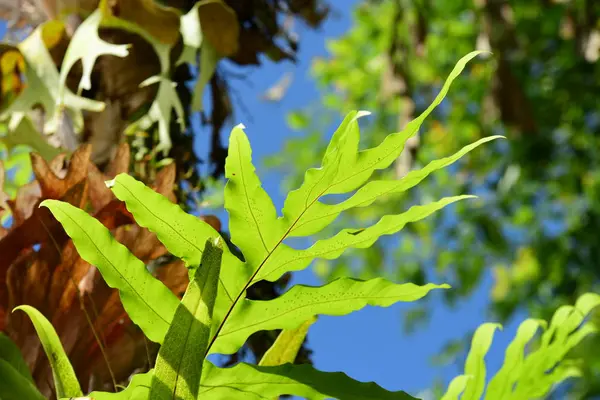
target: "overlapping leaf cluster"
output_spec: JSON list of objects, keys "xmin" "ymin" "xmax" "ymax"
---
[
  {"xmin": 441, "ymin": 293, "xmax": 600, "ymax": 400},
  {"xmin": 3, "ymin": 51, "xmax": 596, "ymax": 400}
]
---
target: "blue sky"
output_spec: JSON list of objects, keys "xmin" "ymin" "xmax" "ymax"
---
[{"xmin": 0, "ymin": 4, "xmax": 532, "ymax": 398}]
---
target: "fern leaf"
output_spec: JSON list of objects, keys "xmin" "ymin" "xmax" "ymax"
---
[
  {"xmin": 40, "ymin": 199, "xmax": 179, "ymax": 344},
  {"xmin": 512, "ymin": 292, "xmax": 600, "ymax": 397},
  {"xmin": 282, "ymin": 51, "xmax": 488, "ymax": 215},
  {"xmin": 259, "ymin": 316, "xmax": 317, "ymax": 367},
  {"xmin": 484, "ymin": 319, "xmax": 546, "ymax": 400},
  {"xmin": 13, "ymin": 305, "xmax": 82, "ymax": 398},
  {"xmin": 461, "ymin": 323, "xmax": 502, "ymax": 400},
  {"xmin": 150, "ymin": 239, "xmax": 223, "ymax": 400},
  {"xmin": 256, "ymin": 195, "xmax": 473, "ymax": 283},
  {"xmin": 88, "ymin": 371, "xmax": 153, "ymax": 399},
  {"xmin": 107, "ymin": 173, "xmax": 248, "ymax": 328},
  {"xmin": 224, "ymin": 123, "xmax": 283, "ymax": 266},
  {"xmin": 212, "ymin": 279, "xmax": 449, "ymax": 355},
  {"xmin": 440, "ymin": 292, "xmax": 600, "ymax": 400},
  {"xmin": 440, "ymin": 375, "xmax": 472, "ymax": 400},
  {"xmin": 108, "ymin": 174, "xmax": 217, "ymax": 269},
  {"xmin": 199, "ymin": 362, "xmax": 418, "ymax": 400},
  {"xmin": 288, "ymin": 135, "xmax": 502, "ymax": 237}
]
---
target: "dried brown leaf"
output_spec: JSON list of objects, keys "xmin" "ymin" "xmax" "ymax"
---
[
  {"xmin": 199, "ymin": 1, "xmax": 239, "ymax": 57},
  {"xmin": 32, "ymin": 145, "xmax": 91, "ymax": 199},
  {"xmin": 101, "ymin": 0, "xmax": 182, "ymax": 45},
  {"xmin": 105, "ymin": 143, "xmax": 130, "ymax": 178}
]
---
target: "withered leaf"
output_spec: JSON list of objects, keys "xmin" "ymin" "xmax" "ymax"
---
[{"xmin": 199, "ymin": 0, "xmax": 239, "ymax": 57}]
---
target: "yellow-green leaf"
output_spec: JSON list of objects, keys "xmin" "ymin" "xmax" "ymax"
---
[
  {"xmin": 150, "ymin": 239, "xmax": 223, "ymax": 400},
  {"xmin": 13, "ymin": 305, "xmax": 82, "ymax": 398}
]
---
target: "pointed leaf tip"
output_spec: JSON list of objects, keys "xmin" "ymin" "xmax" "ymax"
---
[
  {"xmin": 354, "ymin": 110, "xmax": 371, "ymax": 120},
  {"xmin": 234, "ymin": 123, "xmax": 246, "ymax": 130},
  {"xmin": 12, "ymin": 306, "xmax": 83, "ymax": 398}
]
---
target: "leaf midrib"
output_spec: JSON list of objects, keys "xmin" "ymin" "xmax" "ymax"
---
[
  {"xmin": 116, "ymin": 180, "xmax": 235, "ymax": 304},
  {"xmin": 219, "ymin": 288, "xmax": 429, "ymax": 337},
  {"xmin": 206, "ymin": 127, "xmax": 429, "ymax": 355},
  {"xmin": 237, "ymin": 135, "xmax": 269, "ymax": 252}
]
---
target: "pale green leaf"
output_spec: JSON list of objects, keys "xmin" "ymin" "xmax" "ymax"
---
[
  {"xmin": 256, "ymin": 195, "xmax": 474, "ymax": 283},
  {"xmin": 1, "ymin": 117, "xmax": 63, "ymax": 162},
  {"xmin": 106, "ymin": 173, "xmax": 248, "ymax": 330},
  {"xmin": 1, "ymin": 21, "xmax": 104, "ymax": 134},
  {"xmin": 224, "ymin": 124, "xmax": 282, "ymax": 267},
  {"xmin": 87, "ymin": 371, "xmax": 154, "ymax": 400},
  {"xmin": 97, "ymin": 6, "xmax": 184, "ymax": 154},
  {"xmin": 461, "ymin": 323, "xmax": 501, "ymax": 400},
  {"xmin": 191, "ymin": 40, "xmax": 219, "ymax": 111},
  {"xmin": 177, "ymin": 1, "xmax": 203, "ymax": 66},
  {"xmin": 12, "ymin": 305, "xmax": 82, "ymax": 398},
  {"xmin": 135, "ymin": 73, "xmax": 185, "ymax": 154},
  {"xmin": 288, "ymin": 135, "xmax": 503, "ymax": 237},
  {"xmin": 440, "ymin": 375, "xmax": 472, "ymax": 400},
  {"xmin": 150, "ymin": 239, "xmax": 223, "ymax": 400},
  {"xmin": 59, "ymin": 10, "xmax": 129, "ymax": 95},
  {"xmin": 484, "ymin": 319, "xmax": 545, "ymax": 400},
  {"xmin": 213, "ymin": 278, "xmax": 449, "ymax": 355},
  {"xmin": 40, "ymin": 199, "xmax": 179, "ymax": 344},
  {"xmin": 259, "ymin": 316, "xmax": 317, "ymax": 367},
  {"xmin": 199, "ymin": 362, "xmax": 418, "ymax": 400}
]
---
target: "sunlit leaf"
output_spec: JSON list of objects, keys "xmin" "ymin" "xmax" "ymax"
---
[
  {"xmin": 13, "ymin": 305, "xmax": 82, "ymax": 398},
  {"xmin": 59, "ymin": 10, "xmax": 129, "ymax": 95},
  {"xmin": 88, "ymin": 371, "xmax": 154, "ymax": 400},
  {"xmin": 259, "ymin": 316, "xmax": 317, "ymax": 367},
  {"xmin": 213, "ymin": 279, "xmax": 449, "ymax": 355},
  {"xmin": 40, "ymin": 199, "xmax": 179, "ymax": 344},
  {"xmin": 461, "ymin": 323, "xmax": 501, "ymax": 400},
  {"xmin": 199, "ymin": 362, "xmax": 418, "ymax": 400},
  {"xmin": 440, "ymin": 375, "xmax": 471, "ymax": 400},
  {"xmin": 150, "ymin": 239, "xmax": 223, "ymax": 400}
]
